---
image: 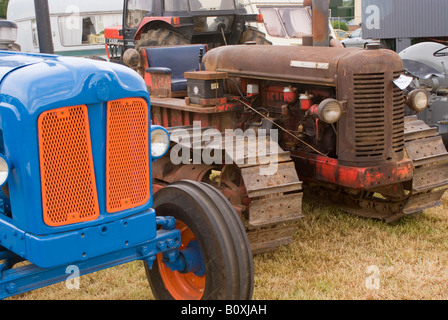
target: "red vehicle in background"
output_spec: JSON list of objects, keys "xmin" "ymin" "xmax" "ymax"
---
[{"xmin": 105, "ymin": 0, "xmax": 270, "ymax": 63}]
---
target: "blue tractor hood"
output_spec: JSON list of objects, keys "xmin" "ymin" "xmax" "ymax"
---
[
  {"xmin": 0, "ymin": 51, "xmax": 50, "ymax": 84},
  {"xmin": 0, "ymin": 50, "xmax": 148, "ymax": 116},
  {"xmin": 0, "ymin": 50, "xmax": 152, "ymax": 236}
]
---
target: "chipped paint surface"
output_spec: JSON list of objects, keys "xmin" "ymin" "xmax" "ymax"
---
[{"xmin": 292, "ymin": 152, "xmax": 413, "ymax": 190}]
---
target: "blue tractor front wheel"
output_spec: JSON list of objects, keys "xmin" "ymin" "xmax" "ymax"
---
[{"xmin": 146, "ymin": 180, "xmax": 254, "ymax": 300}]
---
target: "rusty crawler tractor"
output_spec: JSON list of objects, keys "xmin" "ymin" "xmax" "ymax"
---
[
  {"xmin": 105, "ymin": 0, "xmax": 271, "ymax": 64},
  {"xmin": 128, "ymin": 42, "xmax": 448, "ymax": 255},
  {"xmin": 202, "ymin": 44, "xmax": 448, "ymax": 222},
  {"xmin": 121, "ymin": 0, "xmax": 347, "ymax": 254}
]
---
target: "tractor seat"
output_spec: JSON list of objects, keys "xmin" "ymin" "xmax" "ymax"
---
[{"xmin": 139, "ymin": 44, "xmax": 207, "ymax": 97}]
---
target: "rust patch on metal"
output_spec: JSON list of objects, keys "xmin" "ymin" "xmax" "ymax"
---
[{"xmin": 312, "ymin": 0, "xmax": 330, "ymax": 47}]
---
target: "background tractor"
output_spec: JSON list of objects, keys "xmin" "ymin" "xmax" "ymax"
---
[
  {"xmin": 105, "ymin": 0, "xmax": 271, "ymax": 64},
  {"xmin": 398, "ymin": 42, "xmax": 448, "ymax": 146}
]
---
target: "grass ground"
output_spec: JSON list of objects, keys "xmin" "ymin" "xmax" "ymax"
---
[{"xmin": 8, "ymin": 193, "xmax": 448, "ymax": 300}]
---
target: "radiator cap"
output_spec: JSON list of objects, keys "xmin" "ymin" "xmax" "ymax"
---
[{"xmin": 366, "ymin": 43, "xmax": 381, "ymax": 50}]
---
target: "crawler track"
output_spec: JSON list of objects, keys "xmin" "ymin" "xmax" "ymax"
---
[
  {"xmin": 305, "ymin": 115, "xmax": 448, "ymax": 222},
  {"xmin": 153, "ymin": 126, "xmax": 304, "ymax": 254}
]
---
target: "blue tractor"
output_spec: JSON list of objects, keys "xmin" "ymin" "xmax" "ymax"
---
[{"xmin": 0, "ymin": 49, "xmax": 253, "ymax": 300}]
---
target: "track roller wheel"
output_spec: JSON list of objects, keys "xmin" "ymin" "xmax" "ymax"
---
[{"xmin": 146, "ymin": 180, "xmax": 254, "ymax": 300}]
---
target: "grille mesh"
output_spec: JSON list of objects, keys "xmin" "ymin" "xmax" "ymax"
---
[
  {"xmin": 106, "ymin": 98, "xmax": 150, "ymax": 213},
  {"xmin": 353, "ymin": 73, "xmax": 386, "ymax": 158},
  {"xmin": 38, "ymin": 105, "xmax": 99, "ymax": 226}
]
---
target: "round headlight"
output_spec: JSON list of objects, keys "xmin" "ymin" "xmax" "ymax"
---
[
  {"xmin": 407, "ymin": 89, "xmax": 429, "ymax": 112},
  {"xmin": 151, "ymin": 126, "xmax": 170, "ymax": 160},
  {"xmin": 318, "ymin": 99, "xmax": 343, "ymax": 124},
  {"xmin": 0, "ymin": 156, "xmax": 9, "ymax": 187}
]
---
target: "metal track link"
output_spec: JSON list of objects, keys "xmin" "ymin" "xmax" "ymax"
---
[
  {"xmin": 164, "ymin": 126, "xmax": 304, "ymax": 253},
  {"xmin": 402, "ymin": 115, "xmax": 448, "ymax": 215},
  {"xmin": 227, "ymin": 134, "xmax": 304, "ymax": 252}
]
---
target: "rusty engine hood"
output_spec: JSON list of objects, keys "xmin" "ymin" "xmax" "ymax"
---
[{"xmin": 203, "ymin": 45, "xmax": 403, "ymax": 88}]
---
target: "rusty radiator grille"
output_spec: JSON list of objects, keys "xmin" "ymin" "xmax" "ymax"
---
[
  {"xmin": 38, "ymin": 105, "xmax": 99, "ymax": 227},
  {"xmin": 106, "ymin": 98, "xmax": 150, "ymax": 213},
  {"xmin": 353, "ymin": 73, "xmax": 386, "ymax": 158},
  {"xmin": 392, "ymin": 71, "xmax": 405, "ymax": 154}
]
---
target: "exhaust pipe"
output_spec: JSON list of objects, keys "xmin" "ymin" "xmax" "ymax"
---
[
  {"xmin": 303, "ymin": 0, "xmax": 330, "ymax": 47},
  {"xmin": 34, "ymin": 0, "xmax": 54, "ymax": 54}
]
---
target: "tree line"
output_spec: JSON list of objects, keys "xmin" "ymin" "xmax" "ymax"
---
[{"xmin": 0, "ymin": 0, "xmax": 9, "ymax": 19}]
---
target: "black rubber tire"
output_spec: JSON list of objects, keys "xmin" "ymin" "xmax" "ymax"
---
[
  {"xmin": 135, "ymin": 29, "xmax": 191, "ymax": 50},
  {"xmin": 239, "ymin": 26, "xmax": 272, "ymax": 45},
  {"xmin": 146, "ymin": 180, "xmax": 254, "ymax": 300}
]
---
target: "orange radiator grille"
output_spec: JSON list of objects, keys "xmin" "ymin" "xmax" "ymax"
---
[
  {"xmin": 106, "ymin": 98, "xmax": 150, "ymax": 213},
  {"xmin": 38, "ymin": 105, "xmax": 99, "ymax": 227}
]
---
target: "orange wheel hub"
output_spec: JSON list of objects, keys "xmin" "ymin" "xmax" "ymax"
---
[{"xmin": 157, "ymin": 221, "xmax": 206, "ymax": 300}]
